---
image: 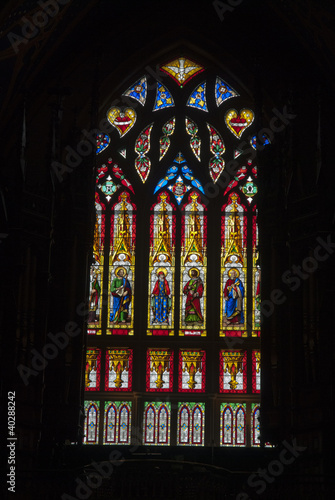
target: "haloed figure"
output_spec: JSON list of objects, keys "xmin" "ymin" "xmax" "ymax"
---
[
  {"xmin": 183, "ymin": 268, "xmax": 204, "ymax": 325},
  {"xmin": 110, "ymin": 267, "xmax": 131, "ymax": 323},
  {"xmin": 151, "ymin": 268, "xmax": 171, "ymax": 325},
  {"xmin": 223, "ymin": 268, "xmax": 244, "ymax": 326}
]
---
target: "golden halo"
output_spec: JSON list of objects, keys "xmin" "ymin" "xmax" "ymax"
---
[
  {"xmin": 228, "ymin": 267, "xmax": 240, "ymax": 278},
  {"xmin": 188, "ymin": 267, "xmax": 200, "ymax": 278},
  {"xmin": 156, "ymin": 267, "xmax": 168, "ymax": 276},
  {"xmin": 115, "ymin": 266, "xmax": 127, "ymax": 277}
]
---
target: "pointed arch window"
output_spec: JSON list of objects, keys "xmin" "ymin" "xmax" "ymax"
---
[
  {"xmin": 143, "ymin": 402, "xmax": 171, "ymax": 445},
  {"xmin": 148, "ymin": 192, "xmax": 175, "ymax": 336},
  {"xmin": 82, "ymin": 55, "xmax": 267, "ymax": 446},
  {"xmin": 108, "ymin": 192, "xmax": 136, "ymax": 335},
  {"xmin": 177, "ymin": 402, "xmax": 205, "ymax": 446},
  {"xmin": 251, "ymin": 403, "xmax": 261, "ymax": 447},
  {"xmin": 220, "ymin": 403, "xmax": 246, "ymax": 447},
  {"xmin": 83, "ymin": 401, "xmax": 100, "ymax": 444},
  {"xmin": 180, "ymin": 192, "xmax": 207, "ymax": 336},
  {"xmin": 103, "ymin": 401, "xmax": 132, "ymax": 445}
]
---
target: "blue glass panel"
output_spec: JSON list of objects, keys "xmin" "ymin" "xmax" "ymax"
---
[
  {"xmin": 215, "ymin": 77, "xmax": 239, "ymax": 107},
  {"xmin": 123, "ymin": 76, "xmax": 147, "ymax": 106},
  {"xmin": 187, "ymin": 82, "xmax": 208, "ymax": 111},
  {"xmin": 153, "ymin": 83, "xmax": 175, "ymax": 111}
]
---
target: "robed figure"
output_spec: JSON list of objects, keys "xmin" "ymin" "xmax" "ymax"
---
[
  {"xmin": 88, "ymin": 271, "xmax": 101, "ymax": 323},
  {"xmin": 151, "ymin": 269, "xmax": 171, "ymax": 324},
  {"xmin": 183, "ymin": 268, "xmax": 204, "ymax": 324},
  {"xmin": 223, "ymin": 268, "xmax": 244, "ymax": 325},
  {"xmin": 110, "ymin": 267, "xmax": 132, "ymax": 323}
]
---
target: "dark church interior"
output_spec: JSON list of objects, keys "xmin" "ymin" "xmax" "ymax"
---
[{"xmin": 1, "ymin": 0, "xmax": 335, "ymax": 498}]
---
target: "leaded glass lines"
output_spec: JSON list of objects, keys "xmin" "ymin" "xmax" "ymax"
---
[{"xmin": 84, "ymin": 57, "xmax": 262, "ymax": 449}]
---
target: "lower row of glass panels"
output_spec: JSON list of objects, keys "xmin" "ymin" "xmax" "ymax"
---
[{"xmin": 83, "ymin": 400, "xmax": 261, "ymax": 447}]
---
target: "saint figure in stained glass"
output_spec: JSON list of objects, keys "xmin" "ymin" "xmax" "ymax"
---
[
  {"xmin": 151, "ymin": 269, "xmax": 171, "ymax": 324},
  {"xmin": 223, "ymin": 268, "xmax": 244, "ymax": 326},
  {"xmin": 183, "ymin": 268, "xmax": 204, "ymax": 324},
  {"xmin": 110, "ymin": 267, "xmax": 132, "ymax": 323},
  {"xmin": 89, "ymin": 269, "xmax": 101, "ymax": 323}
]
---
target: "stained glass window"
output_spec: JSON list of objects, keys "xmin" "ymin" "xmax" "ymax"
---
[
  {"xmin": 220, "ymin": 403, "xmax": 246, "ymax": 447},
  {"xmin": 251, "ymin": 403, "xmax": 261, "ymax": 447},
  {"xmin": 215, "ymin": 76, "xmax": 239, "ymax": 106},
  {"xmin": 180, "ymin": 192, "xmax": 207, "ymax": 336},
  {"xmin": 160, "ymin": 57, "xmax": 204, "ymax": 87},
  {"xmin": 148, "ymin": 193, "xmax": 175, "ymax": 336},
  {"xmin": 252, "ymin": 351, "xmax": 261, "ymax": 393},
  {"xmin": 84, "ymin": 56, "xmax": 262, "ymax": 449},
  {"xmin": 185, "ymin": 117, "xmax": 201, "ymax": 161},
  {"xmin": 153, "ymin": 82, "xmax": 174, "ymax": 111},
  {"xmin": 219, "ymin": 350, "xmax": 247, "ymax": 393},
  {"xmin": 134, "ymin": 123, "xmax": 153, "ymax": 183},
  {"xmin": 85, "ymin": 349, "xmax": 101, "ymax": 391},
  {"xmin": 107, "ymin": 106, "xmax": 137, "ymax": 137},
  {"xmin": 83, "ymin": 401, "xmax": 100, "ymax": 445},
  {"xmin": 187, "ymin": 82, "xmax": 208, "ymax": 111},
  {"xmin": 103, "ymin": 401, "xmax": 132, "ymax": 445},
  {"xmin": 207, "ymin": 123, "xmax": 225, "ymax": 182},
  {"xmin": 155, "ymin": 153, "xmax": 204, "ymax": 205},
  {"xmin": 111, "ymin": 160, "xmax": 134, "ymax": 193},
  {"xmin": 96, "ymin": 132, "xmax": 110, "ymax": 154},
  {"xmin": 221, "ymin": 192, "xmax": 247, "ymax": 337},
  {"xmin": 159, "ymin": 117, "xmax": 175, "ymax": 160},
  {"xmin": 108, "ymin": 192, "xmax": 136, "ymax": 335},
  {"xmin": 250, "ymin": 133, "xmax": 270, "ymax": 150},
  {"xmin": 105, "ymin": 349, "xmax": 133, "ymax": 391},
  {"xmin": 179, "ymin": 349, "xmax": 206, "ymax": 392},
  {"xmin": 87, "ymin": 194, "xmax": 105, "ymax": 335},
  {"xmin": 225, "ymin": 108, "xmax": 254, "ymax": 139},
  {"xmin": 123, "ymin": 76, "xmax": 147, "ymax": 106},
  {"xmin": 143, "ymin": 402, "xmax": 171, "ymax": 445},
  {"xmin": 253, "ymin": 208, "xmax": 261, "ymax": 334},
  {"xmin": 146, "ymin": 349, "xmax": 173, "ymax": 391},
  {"xmin": 177, "ymin": 402, "xmax": 205, "ymax": 446}
]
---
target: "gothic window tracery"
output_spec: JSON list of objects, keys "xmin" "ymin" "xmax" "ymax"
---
[{"xmin": 83, "ymin": 55, "xmax": 266, "ymax": 447}]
